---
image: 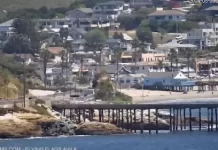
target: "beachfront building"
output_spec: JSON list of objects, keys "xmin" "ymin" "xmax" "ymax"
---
[
  {"xmin": 195, "ymin": 54, "xmax": 218, "ymax": 75},
  {"xmin": 143, "ymin": 72, "xmax": 195, "ymax": 91}
]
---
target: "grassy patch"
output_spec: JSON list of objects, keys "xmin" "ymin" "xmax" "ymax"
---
[{"xmin": 0, "ymin": 0, "xmax": 75, "ymax": 19}]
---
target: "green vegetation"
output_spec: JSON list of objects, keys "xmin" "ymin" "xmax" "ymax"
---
[
  {"xmin": 94, "ymin": 72, "xmax": 132, "ymax": 104},
  {"xmin": 0, "ymin": 67, "xmax": 23, "ymax": 99}
]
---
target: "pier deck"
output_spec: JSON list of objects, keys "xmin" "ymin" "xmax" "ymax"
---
[{"xmin": 52, "ymin": 103, "xmax": 218, "ymax": 133}]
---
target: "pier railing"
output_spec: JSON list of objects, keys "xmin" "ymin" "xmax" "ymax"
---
[{"xmin": 52, "ymin": 103, "xmax": 218, "ymax": 134}]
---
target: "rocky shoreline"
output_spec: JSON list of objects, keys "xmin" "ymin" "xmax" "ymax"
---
[{"xmin": 0, "ymin": 104, "xmax": 212, "ymax": 139}]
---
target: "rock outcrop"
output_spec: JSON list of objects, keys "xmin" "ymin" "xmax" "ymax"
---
[{"xmin": 75, "ymin": 122, "xmax": 126, "ymax": 135}]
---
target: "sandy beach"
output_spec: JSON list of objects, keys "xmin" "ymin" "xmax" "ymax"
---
[{"xmin": 120, "ymin": 89, "xmax": 218, "ymax": 103}]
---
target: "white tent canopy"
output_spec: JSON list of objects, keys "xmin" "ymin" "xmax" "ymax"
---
[{"xmin": 66, "ymin": 36, "xmax": 73, "ymax": 41}]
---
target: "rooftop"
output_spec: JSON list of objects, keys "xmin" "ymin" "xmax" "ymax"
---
[
  {"xmin": 47, "ymin": 47, "xmax": 66, "ymax": 55},
  {"xmin": 97, "ymin": 1, "xmax": 124, "ymax": 6},
  {"xmin": 204, "ymin": 6, "xmax": 218, "ymax": 11},
  {"xmin": 0, "ymin": 19, "xmax": 14, "ymax": 27},
  {"xmin": 146, "ymin": 72, "xmax": 180, "ymax": 79},
  {"xmin": 147, "ymin": 10, "xmax": 186, "ymax": 16}
]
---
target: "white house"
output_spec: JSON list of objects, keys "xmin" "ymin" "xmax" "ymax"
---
[
  {"xmin": 34, "ymin": 18, "xmax": 72, "ymax": 29},
  {"xmin": 0, "ymin": 19, "xmax": 15, "ymax": 39},
  {"xmin": 187, "ymin": 22, "xmax": 218, "ymax": 49},
  {"xmin": 147, "ymin": 8, "xmax": 186, "ymax": 22},
  {"xmin": 92, "ymin": 1, "xmax": 132, "ymax": 21},
  {"xmin": 117, "ymin": 73, "xmax": 146, "ymax": 87}
]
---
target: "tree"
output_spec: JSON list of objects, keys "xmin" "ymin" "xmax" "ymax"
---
[
  {"xmin": 117, "ymin": 14, "xmax": 138, "ymax": 30},
  {"xmin": 12, "ymin": 18, "xmax": 30, "ymax": 35},
  {"xmin": 69, "ymin": 0, "xmax": 85, "ymax": 9},
  {"xmin": 64, "ymin": 40, "xmax": 72, "ymax": 63},
  {"xmin": 157, "ymin": 60, "xmax": 163, "ymax": 70},
  {"xmin": 168, "ymin": 49, "xmax": 177, "ymax": 71},
  {"xmin": 40, "ymin": 46, "xmax": 53, "ymax": 87},
  {"xmin": 184, "ymin": 50, "xmax": 194, "ymax": 78},
  {"xmin": 3, "ymin": 34, "xmax": 32, "ymax": 54},
  {"xmin": 84, "ymin": 29, "xmax": 106, "ymax": 52},
  {"xmin": 136, "ymin": 26, "xmax": 153, "ymax": 43},
  {"xmin": 59, "ymin": 28, "xmax": 69, "ymax": 41},
  {"xmin": 113, "ymin": 32, "xmax": 123, "ymax": 41},
  {"xmin": 12, "ymin": 18, "xmax": 40, "ymax": 53},
  {"xmin": 60, "ymin": 50, "xmax": 66, "ymax": 80},
  {"xmin": 158, "ymin": 28, "xmax": 166, "ymax": 43}
]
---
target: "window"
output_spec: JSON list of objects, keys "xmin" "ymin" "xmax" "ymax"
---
[
  {"xmin": 169, "ymin": 16, "xmax": 172, "ymax": 19},
  {"xmin": 119, "ymin": 80, "xmax": 124, "ymax": 83},
  {"xmin": 142, "ymin": 66, "xmax": 144, "ymax": 70},
  {"xmin": 126, "ymin": 79, "xmax": 130, "ymax": 83},
  {"xmin": 163, "ymin": 80, "xmax": 165, "ymax": 83},
  {"xmin": 146, "ymin": 80, "xmax": 149, "ymax": 82}
]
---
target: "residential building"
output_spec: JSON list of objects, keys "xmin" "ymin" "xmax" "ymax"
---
[
  {"xmin": 66, "ymin": 8, "xmax": 93, "ymax": 19},
  {"xmin": 72, "ymin": 18, "xmax": 110, "ymax": 30},
  {"xmin": 143, "ymin": 72, "xmax": 195, "ymax": 90},
  {"xmin": 120, "ymin": 51, "xmax": 167, "ymax": 63},
  {"xmin": 129, "ymin": 0, "xmax": 153, "ymax": 8},
  {"xmin": 45, "ymin": 67, "xmax": 72, "ymax": 86},
  {"xmin": 187, "ymin": 22, "xmax": 218, "ymax": 49},
  {"xmin": 147, "ymin": 8, "xmax": 186, "ymax": 22},
  {"xmin": 92, "ymin": 1, "xmax": 131, "ymax": 21},
  {"xmin": 195, "ymin": 56, "xmax": 218, "ymax": 75},
  {"xmin": 34, "ymin": 18, "xmax": 72, "ymax": 29},
  {"xmin": 203, "ymin": 6, "xmax": 218, "ymax": 17},
  {"xmin": 0, "ymin": 19, "xmax": 15, "ymax": 40},
  {"xmin": 69, "ymin": 27, "xmax": 87, "ymax": 39},
  {"xmin": 115, "ymin": 66, "xmax": 146, "ymax": 87},
  {"xmin": 72, "ymin": 39, "xmax": 86, "ymax": 51}
]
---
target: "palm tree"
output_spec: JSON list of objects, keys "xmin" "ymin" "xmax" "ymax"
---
[
  {"xmin": 64, "ymin": 40, "xmax": 72, "ymax": 64},
  {"xmin": 60, "ymin": 50, "xmax": 66, "ymax": 80},
  {"xmin": 168, "ymin": 49, "xmax": 177, "ymax": 71},
  {"xmin": 79, "ymin": 55, "xmax": 84, "ymax": 79},
  {"xmin": 59, "ymin": 28, "xmax": 69, "ymax": 42},
  {"xmin": 157, "ymin": 60, "xmax": 163, "ymax": 70},
  {"xmin": 113, "ymin": 46, "xmax": 122, "ymax": 91},
  {"xmin": 40, "ymin": 45, "xmax": 52, "ymax": 87},
  {"xmin": 185, "ymin": 50, "xmax": 193, "ymax": 78},
  {"xmin": 132, "ymin": 39, "xmax": 139, "ymax": 72}
]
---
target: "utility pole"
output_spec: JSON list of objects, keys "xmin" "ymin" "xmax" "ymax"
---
[{"xmin": 23, "ymin": 53, "xmax": 26, "ymax": 107}]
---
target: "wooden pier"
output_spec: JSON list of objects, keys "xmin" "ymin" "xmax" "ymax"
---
[{"xmin": 52, "ymin": 103, "xmax": 218, "ymax": 133}]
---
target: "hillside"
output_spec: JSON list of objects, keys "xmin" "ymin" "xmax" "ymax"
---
[
  {"xmin": 0, "ymin": 69, "xmax": 23, "ymax": 99},
  {"xmin": 0, "ymin": 0, "xmax": 75, "ymax": 19}
]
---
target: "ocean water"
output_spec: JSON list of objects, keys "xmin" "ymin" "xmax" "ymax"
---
[
  {"xmin": 1, "ymin": 132, "xmax": 218, "ymax": 150},
  {"xmin": 1, "ymin": 98, "xmax": 218, "ymax": 150}
]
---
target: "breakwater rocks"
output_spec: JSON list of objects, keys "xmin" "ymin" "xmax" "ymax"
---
[
  {"xmin": 75, "ymin": 122, "xmax": 127, "ymax": 135},
  {"xmin": 40, "ymin": 120, "xmax": 77, "ymax": 136}
]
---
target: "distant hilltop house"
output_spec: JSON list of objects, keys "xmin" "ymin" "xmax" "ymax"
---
[
  {"xmin": 129, "ymin": 0, "xmax": 153, "ymax": 8},
  {"xmin": 147, "ymin": 8, "xmax": 186, "ymax": 22},
  {"xmin": 187, "ymin": 22, "xmax": 218, "ymax": 50},
  {"xmin": 92, "ymin": 1, "xmax": 132, "ymax": 21}
]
